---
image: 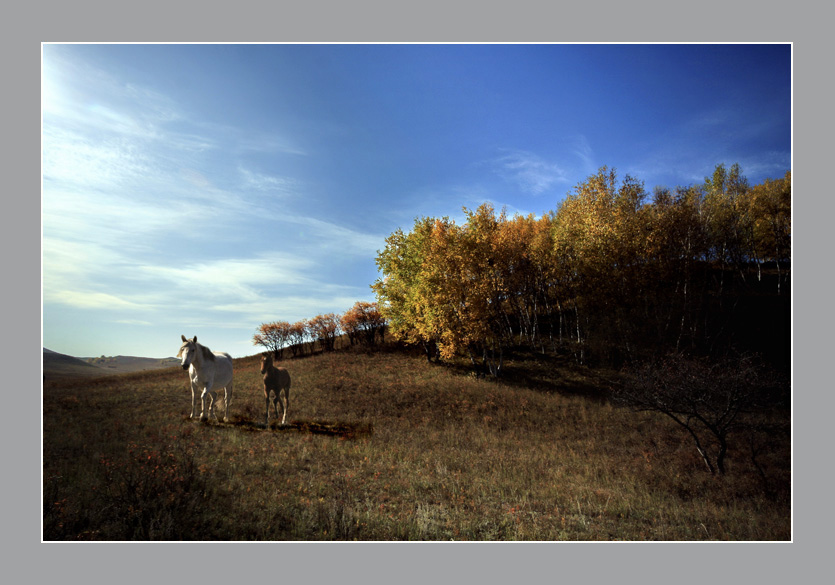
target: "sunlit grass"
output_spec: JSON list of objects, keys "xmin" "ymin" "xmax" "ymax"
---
[{"xmin": 43, "ymin": 344, "xmax": 790, "ymax": 541}]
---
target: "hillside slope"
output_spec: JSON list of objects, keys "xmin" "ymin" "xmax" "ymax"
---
[
  {"xmin": 44, "ymin": 343, "xmax": 791, "ymax": 540},
  {"xmin": 43, "ymin": 349, "xmax": 180, "ymax": 380},
  {"xmin": 43, "ymin": 349, "xmax": 107, "ymax": 380},
  {"xmin": 81, "ymin": 355, "xmax": 181, "ymax": 374}
]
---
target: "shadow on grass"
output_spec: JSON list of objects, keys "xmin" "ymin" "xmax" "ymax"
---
[
  {"xmin": 437, "ymin": 347, "xmax": 618, "ymax": 404},
  {"xmin": 185, "ymin": 416, "xmax": 373, "ymax": 440}
]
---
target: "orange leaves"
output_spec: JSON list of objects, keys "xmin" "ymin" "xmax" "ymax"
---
[
  {"xmin": 307, "ymin": 313, "xmax": 342, "ymax": 352},
  {"xmin": 340, "ymin": 302, "xmax": 386, "ymax": 346},
  {"xmin": 254, "ymin": 303, "xmax": 388, "ymax": 357},
  {"xmin": 252, "ymin": 321, "xmax": 294, "ymax": 357}
]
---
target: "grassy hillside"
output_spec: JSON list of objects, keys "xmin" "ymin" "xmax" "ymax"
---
[
  {"xmin": 43, "ymin": 350, "xmax": 181, "ymax": 380},
  {"xmin": 43, "ymin": 349, "xmax": 107, "ymax": 380},
  {"xmin": 42, "ymin": 343, "xmax": 790, "ymax": 541},
  {"xmin": 81, "ymin": 355, "xmax": 181, "ymax": 374}
]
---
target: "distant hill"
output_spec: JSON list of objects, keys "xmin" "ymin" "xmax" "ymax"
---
[
  {"xmin": 43, "ymin": 349, "xmax": 180, "ymax": 381},
  {"xmin": 43, "ymin": 349, "xmax": 107, "ymax": 380},
  {"xmin": 81, "ymin": 354, "xmax": 180, "ymax": 373}
]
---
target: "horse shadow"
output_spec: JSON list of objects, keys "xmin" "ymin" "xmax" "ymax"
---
[{"xmin": 188, "ymin": 416, "xmax": 373, "ymax": 440}]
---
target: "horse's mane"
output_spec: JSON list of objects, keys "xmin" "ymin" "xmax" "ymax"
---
[
  {"xmin": 199, "ymin": 343, "xmax": 216, "ymax": 361},
  {"xmin": 178, "ymin": 337, "xmax": 216, "ymax": 361}
]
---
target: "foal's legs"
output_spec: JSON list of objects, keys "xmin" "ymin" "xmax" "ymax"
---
[
  {"xmin": 273, "ymin": 388, "xmax": 284, "ymax": 424},
  {"xmin": 265, "ymin": 386, "xmax": 279, "ymax": 426},
  {"xmin": 280, "ymin": 386, "xmax": 290, "ymax": 425},
  {"xmin": 264, "ymin": 387, "xmax": 270, "ymax": 425}
]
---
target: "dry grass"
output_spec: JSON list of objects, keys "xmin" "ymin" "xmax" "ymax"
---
[{"xmin": 43, "ymin": 344, "xmax": 790, "ymax": 541}]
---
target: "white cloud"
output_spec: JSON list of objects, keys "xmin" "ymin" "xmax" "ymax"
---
[
  {"xmin": 212, "ymin": 291, "xmax": 365, "ymax": 325},
  {"xmin": 114, "ymin": 319, "xmax": 154, "ymax": 326},
  {"xmin": 137, "ymin": 252, "xmax": 316, "ymax": 296},
  {"xmin": 42, "ymin": 127, "xmax": 153, "ymax": 192},
  {"xmin": 491, "ymin": 150, "xmax": 569, "ymax": 195},
  {"xmin": 42, "ymin": 48, "xmax": 384, "ymax": 358},
  {"xmin": 45, "ymin": 289, "xmax": 149, "ymax": 312}
]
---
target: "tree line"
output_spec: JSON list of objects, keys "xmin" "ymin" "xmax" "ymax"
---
[
  {"xmin": 372, "ymin": 164, "xmax": 791, "ymax": 376},
  {"xmin": 253, "ymin": 301, "xmax": 387, "ymax": 358}
]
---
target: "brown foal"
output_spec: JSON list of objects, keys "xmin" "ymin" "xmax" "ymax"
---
[{"xmin": 260, "ymin": 353, "xmax": 291, "ymax": 425}]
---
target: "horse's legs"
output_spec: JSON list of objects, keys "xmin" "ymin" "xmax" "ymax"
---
[
  {"xmin": 190, "ymin": 381, "xmax": 198, "ymax": 419},
  {"xmin": 223, "ymin": 381, "xmax": 232, "ymax": 422},
  {"xmin": 274, "ymin": 392, "xmax": 281, "ymax": 423},
  {"xmin": 200, "ymin": 388, "xmax": 210, "ymax": 421},
  {"xmin": 208, "ymin": 391, "xmax": 218, "ymax": 420}
]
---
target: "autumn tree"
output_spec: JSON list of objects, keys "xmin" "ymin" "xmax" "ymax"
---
[
  {"xmin": 747, "ymin": 171, "xmax": 791, "ymax": 294},
  {"xmin": 644, "ymin": 184, "xmax": 710, "ymax": 352},
  {"xmin": 373, "ymin": 216, "xmax": 448, "ymax": 362},
  {"xmin": 376, "ymin": 204, "xmax": 521, "ymax": 376},
  {"xmin": 457, "ymin": 203, "xmax": 516, "ymax": 376},
  {"xmin": 520, "ymin": 213, "xmax": 563, "ymax": 350},
  {"xmin": 374, "ymin": 164, "xmax": 790, "ymax": 372},
  {"xmin": 253, "ymin": 321, "xmax": 293, "ymax": 359},
  {"xmin": 340, "ymin": 301, "xmax": 386, "ymax": 346},
  {"xmin": 703, "ymin": 163, "xmax": 751, "ymax": 280},
  {"xmin": 287, "ymin": 320, "xmax": 310, "ymax": 357},
  {"xmin": 307, "ymin": 313, "xmax": 342, "ymax": 352},
  {"xmin": 550, "ymin": 167, "xmax": 653, "ymax": 363}
]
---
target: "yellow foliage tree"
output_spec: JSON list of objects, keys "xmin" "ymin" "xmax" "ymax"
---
[{"xmin": 374, "ymin": 164, "xmax": 790, "ymax": 371}]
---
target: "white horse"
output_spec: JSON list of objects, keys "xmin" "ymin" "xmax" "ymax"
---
[{"xmin": 177, "ymin": 335, "xmax": 234, "ymax": 422}]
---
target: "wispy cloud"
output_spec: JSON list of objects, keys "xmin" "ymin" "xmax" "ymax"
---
[
  {"xmin": 238, "ymin": 167, "xmax": 299, "ymax": 194},
  {"xmin": 624, "ymin": 107, "xmax": 791, "ymax": 189},
  {"xmin": 490, "ymin": 150, "xmax": 569, "ymax": 195},
  {"xmin": 44, "ymin": 50, "xmax": 183, "ymax": 141},
  {"xmin": 278, "ymin": 215, "xmax": 386, "ymax": 257},
  {"xmin": 235, "ymin": 134, "xmax": 309, "ymax": 157},
  {"xmin": 573, "ymin": 135, "xmax": 596, "ymax": 175},
  {"xmin": 42, "ymin": 127, "xmax": 154, "ymax": 192},
  {"xmin": 114, "ymin": 319, "xmax": 154, "ymax": 326},
  {"xmin": 212, "ymin": 290, "xmax": 366, "ymax": 326},
  {"xmin": 137, "ymin": 252, "xmax": 317, "ymax": 298},
  {"xmin": 45, "ymin": 289, "xmax": 150, "ymax": 312}
]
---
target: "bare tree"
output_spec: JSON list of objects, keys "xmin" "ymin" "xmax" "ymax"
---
[{"xmin": 612, "ymin": 353, "xmax": 786, "ymax": 474}]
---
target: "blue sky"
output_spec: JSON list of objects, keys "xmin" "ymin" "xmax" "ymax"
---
[{"xmin": 42, "ymin": 43, "xmax": 791, "ymax": 359}]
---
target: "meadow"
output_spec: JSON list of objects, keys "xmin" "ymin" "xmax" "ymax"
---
[{"xmin": 42, "ymin": 343, "xmax": 790, "ymax": 541}]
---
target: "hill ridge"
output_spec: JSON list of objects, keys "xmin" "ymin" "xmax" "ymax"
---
[{"xmin": 43, "ymin": 348, "xmax": 180, "ymax": 380}]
